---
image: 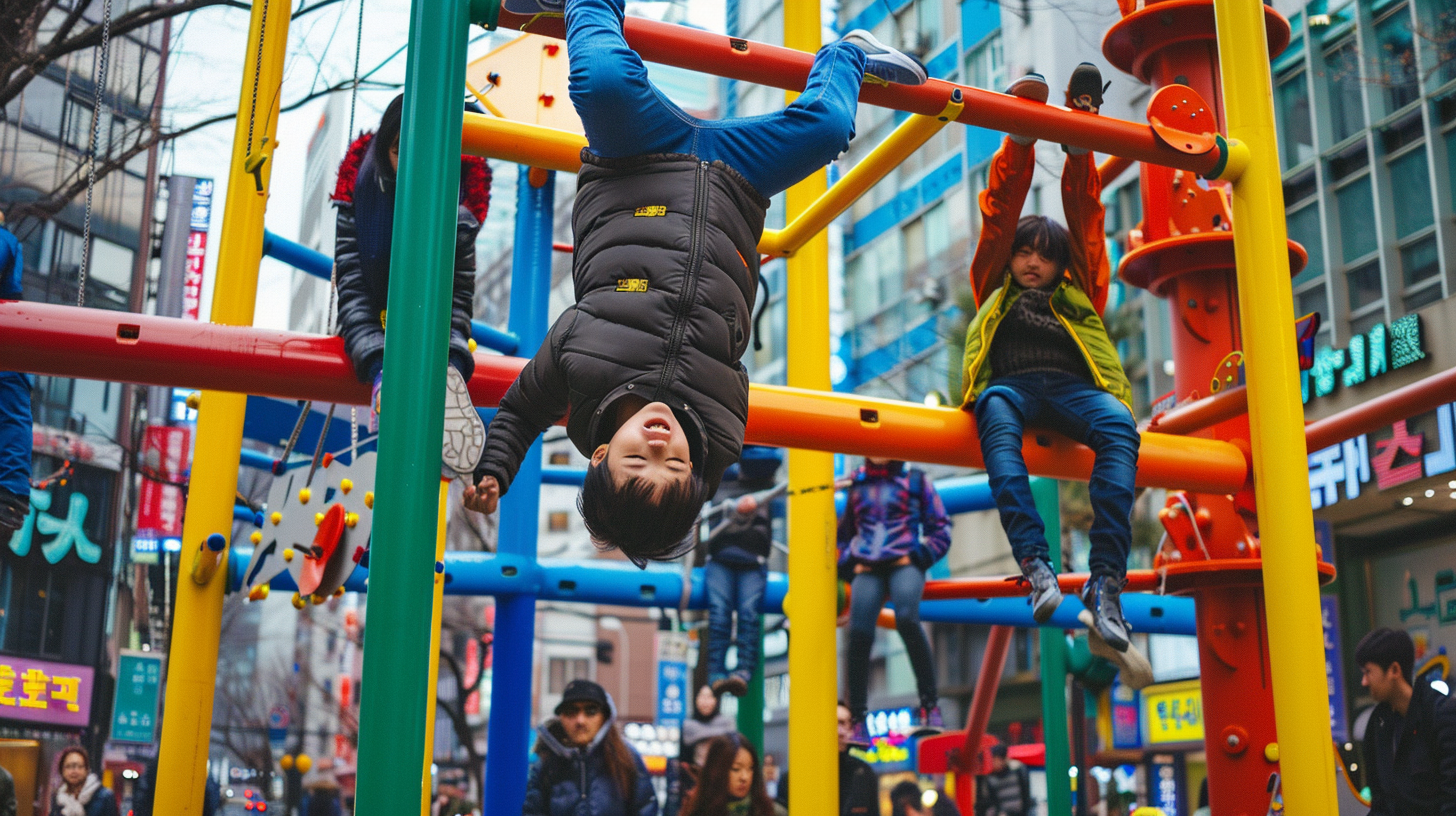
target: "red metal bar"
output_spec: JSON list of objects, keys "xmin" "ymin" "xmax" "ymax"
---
[
  {"xmin": 1097, "ymin": 154, "xmax": 1136, "ymax": 188},
  {"xmin": 1148, "ymin": 385, "xmax": 1249, "ymax": 436},
  {"xmin": 497, "ymin": 13, "xmax": 1223, "ymax": 176},
  {"xmin": 552, "ymin": 242, "xmax": 573, "ymax": 253},
  {"xmin": 1305, "ymin": 366, "xmax": 1456, "ymax": 452},
  {"xmin": 920, "ymin": 570, "xmax": 1160, "ymax": 601},
  {"xmin": 0, "ymin": 302, "xmax": 1249, "ymax": 491},
  {"xmin": 956, "ymin": 625, "xmax": 1014, "ymax": 815}
]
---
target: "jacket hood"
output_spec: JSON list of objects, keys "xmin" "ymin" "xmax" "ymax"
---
[
  {"xmin": 332, "ymin": 131, "xmax": 492, "ymax": 223},
  {"xmin": 535, "ymin": 691, "xmax": 619, "ymax": 759}
]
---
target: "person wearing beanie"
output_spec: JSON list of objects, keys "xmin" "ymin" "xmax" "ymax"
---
[{"xmin": 524, "ymin": 679, "xmax": 658, "ymax": 815}]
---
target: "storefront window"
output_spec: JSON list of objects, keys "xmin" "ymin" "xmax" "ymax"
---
[
  {"xmin": 1288, "ymin": 201, "xmax": 1326, "ymax": 286},
  {"xmin": 1324, "ymin": 39, "xmax": 1365, "ymax": 144}
]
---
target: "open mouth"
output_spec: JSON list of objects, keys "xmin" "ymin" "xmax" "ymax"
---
[{"xmin": 644, "ymin": 420, "xmax": 671, "ymax": 432}]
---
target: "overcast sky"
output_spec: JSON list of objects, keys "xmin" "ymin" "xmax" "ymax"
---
[{"xmin": 160, "ymin": 0, "xmax": 723, "ymax": 329}]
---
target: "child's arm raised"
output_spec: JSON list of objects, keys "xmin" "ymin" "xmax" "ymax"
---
[
  {"xmin": 1061, "ymin": 150, "xmax": 1112, "ymax": 315},
  {"xmin": 969, "ymin": 138, "xmax": 1036, "ymax": 307}
]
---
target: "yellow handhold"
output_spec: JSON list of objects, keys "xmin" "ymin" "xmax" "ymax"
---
[
  {"xmin": 299, "ymin": 487, "xmax": 311, "ymax": 504},
  {"xmin": 345, "ymin": 513, "xmax": 359, "ymax": 528},
  {"xmin": 271, "ymin": 512, "xmax": 282, "ymax": 526},
  {"xmin": 283, "ymin": 548, "xmax": 295, "ymax": 562},
  {"xmin": 340, "ymin": 478, "xmax": 354, "ymax": 494},
  {"xmin": 248, "ymin": 585, "xmax": 270, "ymax": 601},
  {"xmin": 334, "ymin": 586, "xmax": 345, "ymax": 597},
  {"xmin": 250, "ymin": 531, "xmax": 263, "ymax": 545},
  {"xmin": 311, "ymin": 593, "xmax": 326, "ymax": 605},
  {"xmin": 314, "ymin": 512, "xmax": 324, "ymax": 526},
  {"xmin": 1264, "ymin": 742, "xmax": 1279, "ymax": 763},
  {"xmin": 468, "ymin": 338, "xmax": 478, "ymax": 353},
  {"xmin": 291, "ymin": 592, "xmax": 305, "ymax": 610},
  {"xmin": 185, "ymin": 392, "xmax": 202, "ymax": 409},
  {"xmin": 364, "ymin": 491, "xmax": 374, "ymax": 509}
]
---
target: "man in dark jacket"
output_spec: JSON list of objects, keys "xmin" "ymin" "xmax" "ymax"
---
[
  {"xmin": 1356, "ymin": 627, "xmax": 1456, "ymax": 816},
  {"xmin": 524, "ymin": 679, "xmax": 658, "ymax": 816},
  {"xmin": 465, "ymin": 0, "xmax": 928, "ymax": 565},
  {"xmin": 976, "ymin": 745, "xmax": 1031, "ymax": 816},
  {"xmin": 776, "ymin": 702, "xmax": 879, "ymax": 816},
  {"xmin": 332, "ymin": 94, "xmax": 492, "ymax": 477}
]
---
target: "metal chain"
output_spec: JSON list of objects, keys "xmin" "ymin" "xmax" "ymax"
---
[
  {"xmin": 247, "ymin": 0, "xmax": 271, "ymax": 154},
  {"xmin": 344, "ymin": 0, "xmax": 367, "ymax": 454},
  {"xmin": 347, "ymin": 0, "xmax": 365, "ymax": 138},
  {"xmin": 77, "ymin": 0, "xmax": 116, "ymax": 308}
]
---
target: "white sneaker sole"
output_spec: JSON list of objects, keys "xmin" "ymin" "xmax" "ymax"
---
[
  {"xmin": 1078, "ymin": 609, "xmax": 1153, "ymax": 690},
  {"xmin": 442, "ymin": 367, "xmax": 486, "ymax": 477},
  {"xmin": 840, "ymin": 30, "xmax": 928, "ymax": 86}
]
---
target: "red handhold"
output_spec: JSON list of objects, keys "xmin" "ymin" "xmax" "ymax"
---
[
  {"xmin": 539, "ymin": 93, "xmax": 555, "ymax": 107},
  {"xmin": 322, "ymin": 452, "xmax": 334, "ymax": 467},
  {"xmin": 297, "ymin": 503, "xmax": 346, "ymax": 595},
  {"xmin": 1147, "ymin": 85, "xmax": 1218, "ymax": 155}
]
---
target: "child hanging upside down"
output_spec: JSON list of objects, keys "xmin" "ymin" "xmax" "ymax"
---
[
  {"xmin": 463, "ymin": 0, "xmax": 929, "ymax": 564},
  {"xmin": 960, "ymin": 64, "xmax": 1151, "ymax": 687}
]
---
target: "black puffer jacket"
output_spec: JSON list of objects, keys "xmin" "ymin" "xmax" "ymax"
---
[
  {"xmin": 477, "ymin": 151, "xmax": 768, "ymax": 495},
  {"xmin": 331, "ymin": 132, "xmax": 491, "ymax": 383},
  {"xmin": 1363, "ymin": 677, "xmax": 1456, "ymax": 816}
]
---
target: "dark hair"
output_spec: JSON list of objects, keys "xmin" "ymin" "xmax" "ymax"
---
[
  {"xmin": 306, "ymin": 787, "xmax": 342, "ymax": 816},
  {"xmin": 1355, "ymin": 627, "xmax": 1415, "ymax": 683},
  {"xmin": 692, "ymin": 683, "xmax": 722, "ymax": 723},
  {"xmin": 579, "ymin": 462, "xmax": 710, "ymax": 566},
  {"xmin": 990, "ymin": 744, "xmax": 1009, "ymax": 760},
  {"xmin": 371, "ymin": 94, "xmax": 405, "ymax": 169},
  {"xmin": 682, "ymin": 734, "xmax": 776, "ymax": 816},
  {"xmin": 537, "ymin": 718, "xmax": 640, "ymax": 802},
  {"xmin": 890, "ymin": 781, "xmax": 925, "ymax": 816},
  {"xmin": 1011, "ymin": 215, "xmax": 1072, "ymax": 279},
  {"xmin": 56, "ymin": 745, "xmax": 90, "ymax": 776}
]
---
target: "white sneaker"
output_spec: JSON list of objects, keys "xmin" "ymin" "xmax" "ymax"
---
[
  {"xmin": 840, "ymin": 29, "xmax": 929, "ymax": 86},
  {"xmin": 442, "ymin": 366, "xmax": 486, "ymax": 477},
  {"xmin": 1078, "ymin": 609, "xmax": 1154, "ymax": 690}
]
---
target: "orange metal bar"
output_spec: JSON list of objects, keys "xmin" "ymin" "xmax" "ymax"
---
[
  {"xmin": 1305, "ymin": 366, "xmax": 1456, "ymax": 452},
  {"xmin": 489, "ymin": 13, "xmax": 1226, "ymax": 175},
  {"xmin": 460, "ymin": 112, "xmax": 584, "ymax": 171},
  {"xmin": 920, "ymin": 570, "xmax": 1161, "ymax": 601},
  {"xmin": 1097, "ymin": 154, "xmax": 1136, "ymax": 188},
  {"xmin": 1148, "ymin": 385, "xmax": 1249, "ymax": 436}
]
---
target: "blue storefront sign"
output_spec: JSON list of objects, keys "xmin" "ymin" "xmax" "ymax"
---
[
  {"xmin": 655, "ymin": 632, "xmax": 689, "ymax": 730},
  {"xmin": 1110, "ymin": 678, "xmax": 1141, "ymax": 749},
  {"xmin": 1148, "ymin": 753, "xmax": 1185, "ymax": 816},
  {"xmin": 1322, "ymin": 595, "xmax": 1349, "ymax": 743}
]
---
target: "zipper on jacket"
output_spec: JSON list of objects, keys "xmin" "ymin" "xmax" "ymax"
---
[
  {"xmin": 1048, "ymin": 289, "xmax": 1134, "ymax": 413},
  {"xmin": 656, "ymin": 161, "xmax": 711, "ymax": 397},
  {"xmin": 965, "ymin": 284, "xmax": 1011, "ymax": 397}
]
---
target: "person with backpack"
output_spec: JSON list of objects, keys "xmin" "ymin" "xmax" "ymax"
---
[{"xmin": 837, "ymin": 457, "xmax": 952, "ymax": 739}]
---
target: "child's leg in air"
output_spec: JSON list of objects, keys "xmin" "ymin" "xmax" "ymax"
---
[
  {"xmin": 564, "ymin": 0, "xmax": 694, "ymax": 158},
  {"xmin": 703, "ymin": 559, "xmax": 737, "ymax": 686},
  {"xmin": 730, "ymin": 565, "xmax": 767, "ymax": 684},
  {"xmin": 886, "ymin": 563, "xmax": 940, "ymax": 728},
  {"xmin": 845, "ymin": 570, "xmax": 889, "ymax": 732}
]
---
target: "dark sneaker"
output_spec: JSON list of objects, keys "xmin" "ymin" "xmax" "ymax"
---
[
  {"xmin": 1004, "ymin": 72, "xmax": 1049, "ymax": 103},
  {"xmin": 0, "ymin": 489, "xmax": 27, "ymax": 549},
  {"xmin": 911, "ymin": 705, "xmax": 945, "ymax": 736},
  {"xmin": 1078, "ymin": 608, "xmax": 1153, "ymax": 690},
  {"xmin": 1018, "ymin": 557, "xmax": 1063, "ymax": 624},
  {"xmin": 712, "ymin": 674, "xmax": 748, "ymax": 697},
  {"xmin": 502, "ymin": 0, "xmax": 564, "ymax": 15},
  {"xmin": 1080, "ymin": 574, "xmax": 1130, "ymax": 651},
  {"xmin": 1066, "ymin": 61, "xmax": 1110, "ymax": 114},
  {"xmin": 840, "ymin": 29, "xmax": 928, "ymax": 86},
  {"xmin": 442, "ymin": 366, "xmax": 487, "ymax": 478}
]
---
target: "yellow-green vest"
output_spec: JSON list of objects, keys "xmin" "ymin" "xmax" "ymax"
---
[{"xmin": 960, "ymin": 277, "xmax": 1135, "ymax": 414}]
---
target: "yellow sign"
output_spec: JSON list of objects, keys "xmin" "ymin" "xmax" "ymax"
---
[
  {"xmin": 615, "ymin": 278, "xmax": 649, "ymax": 292},
  {"xmin": 1143, "ymin": 679, "xmax": 1204, "ymax": 745},
  {"xmin": 633, "ymin": 205, "xmax": 667, "ymax": 217}
]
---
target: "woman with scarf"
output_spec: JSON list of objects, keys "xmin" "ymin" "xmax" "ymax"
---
[
  {"xmin": 50, "ymin": 747, "xmax": 119, "ymax": 816},
  {"xmin": 680, "ymin": 733, "xmax": 784, "ymax": 816},
  {"xmin": 332, "ymin": 93, "xmax": 493, "ymax": 476}
]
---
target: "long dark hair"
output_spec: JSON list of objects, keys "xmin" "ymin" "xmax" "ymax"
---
[
  {"xmin": 370, "ymin": 94, "xmax": 404, "ymax": 171},
  {"xmin": 537, "ymin": 718, "xmax": 640, "ymax": 803},
  {"xmin": 691, "ymin": 683, "xmax": 721, "ymax": 723},
  {"xmin": 682, "ymin": 733, "xmax": 776, "ymax": 816}
]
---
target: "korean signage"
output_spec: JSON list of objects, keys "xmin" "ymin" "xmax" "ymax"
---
[
  {"xmin": 9, "ymin": 486, "xmax": 101, "ymax": 565},
  {"xmin": 182, "ymin": 178, "xmax": 214, "ymax": 321},
  {"xmin": 655, "ymin": 631, "xmax": 690, "ymax": 730},
  {"xmin": 1321, "ymin": 596, "xmax": 1349, "ymax": 743},
  {"xmin": 1143, "ymin": 679, "xmax": 1203, "ymax": 746},
  {"xmin": 858, "ymin": 707, "xmax": 917, "ymax": 773},
  {"xmin": 136, "ymin": 425, "xmax": 191, "ymax": 540},
  {"xmin": 1148, "ymin": 753, "xmax": 1186, "ymax": 816},
  {"xmin": 1307, "ymin": 401, "xmax": 1455, "ymax": 508},
  {"xmin": 0, "ymin": 655, "xmax": 94, "ymax": 729},
  {"xmin": 111, "ymin": 652, "xmax": 163, "ymax": 743},
  {"xmin": 1371, "ymin": 536, "xmax": 1456, "ymax": 669},
  {"xmin": 32, "ymin": 425, "xmax": 123, "ymax": 471},
  {"xmin": 1110, "ymin": 678, "xmax": 1141, "ymax": 750},
  {"xmin": 1303, "ymin": 314, "xmax": 1425, "ymax": 404}
]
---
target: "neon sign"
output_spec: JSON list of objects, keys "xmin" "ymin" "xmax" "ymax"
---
[{"xmin": 1303, "ymin": 314, "xmax": 1425, "ymax": 403}]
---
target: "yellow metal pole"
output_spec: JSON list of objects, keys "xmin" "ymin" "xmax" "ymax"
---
[
  {"xmin": 421, "ymin": 479, "xmax": 450, "ymax": 814},
  {"xmin": 781, "ymin": 0, "xmax": 836, "ymax": 812},
  {"xmin": 761, "ymin": 93, "xmax": 964, "ymax": 257},
  {"xmin": 154, "ymin": 0, "xmax": 289, "ymax": 811},
  {"xmin": 1210, "ymin": 0, "xmax": 1337, "ymax": 812}
]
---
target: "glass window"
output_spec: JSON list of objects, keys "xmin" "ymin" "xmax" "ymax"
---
[
  {"xmin": 1400, "ymin": 234, "xmax": 1440, "ymax": 288},
  {"xmin": 1335, "ymin": 175, "xmax": 1377, "ymax": 262},
  {"xmin": 1387, "ymin": 146, "xmax": 1434, "ymax": 238},
  {"xmin": 965, "ymin": 34, "xmax": 1004, "ymax": 92},
  {"xmin": 847, "ymin": 254, "xmax": 878, "ymax": 323},
  {"xmin": 916, "ymin": 0, "xmax": 940, "ymax": 40},
  {"xmin": 1276, "ymin": 71, "xmax": 1315, "ymax": 168},
  {"xmin": 1373, "ymin": 8, "xmax": 1420, "ymax": 112},
  {"xmin": 904, "ymin": 218, "xmax": 926, "ymax": 270},
  {"xmin": 1446, "ymin": 127, "xmax": 1456, "ymax": 211},
  {"xmin": 1346, "ymin": 260, "xmax": 1384, "ymax": 310},
  {"xmin": 924, "ymin": 202, "xmax": 950, "ymax": 260},
  {"xmin": 1296, "ymin": 283, "xmax": 1328, "ymax": 319},
  {"xmin": 1424, "ymin": 0, "xmax": 1456, "ymax": 87},
  {"xmin": 1324, "ymin": 40, "xmax": 1365, "ymax": 144},
  {"xmin": 21, "ymin": 76, "xmax": 65, "ymax": 134},
  {"xmin": 1288, "ymin": 202, "xmax": 1326, "ymax": 285}
]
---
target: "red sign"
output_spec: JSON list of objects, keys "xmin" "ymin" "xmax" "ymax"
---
[
  {"xmin": 182, "ymin": 229, "xmax": 208, "ymax": 321},
  {"xmin": 136, "ymin": 425, "xmax": 191, "ymax": 537}
]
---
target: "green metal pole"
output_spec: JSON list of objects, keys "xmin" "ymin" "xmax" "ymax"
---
[
  {"xmin": 352, "ymin": 0, "xmax": 468, "ymax": 810},
  {"xmin": 736, "ymin": 616, "xmax": 766, "ymax": 753},
  {"xmin": 1033, "ymin": 479, "xmax": 1072, "ymax": 816}
]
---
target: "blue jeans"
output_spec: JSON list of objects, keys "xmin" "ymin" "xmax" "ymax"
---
[
  {"xmin": 974, "ymin": 371, "xmax": 1140, "ymax": 579},
  {"xmin": 704, "ymin": 559, "xmax": 766, "ymax": 681},
  {"xmin": 565, "ymin": 0, "xmax": 864, "ymax": 198},
  {"xmin": 0, "ymin": 372, "xmax": 32, "ymax": 497},
  {"xmin": 846, "ymin": 564, "xmax": 937, "ymax": 718}
]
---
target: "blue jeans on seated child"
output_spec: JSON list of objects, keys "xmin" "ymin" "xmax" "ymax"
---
[
  {"xmin": 565, "ymin": 0, "xmax": 864, "ymax": 198},
  {"xmin": 974, "ymin": 371, "xmax": 1140, "ymax": 580},
  {"xmin": 704, "ymin": 559, "xmax": 766, "ymax": 681}
]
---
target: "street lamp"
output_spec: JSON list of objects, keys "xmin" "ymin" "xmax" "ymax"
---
[{"xmin": 599, "ymin": 616, "xmax": 630, "ymax": 710}]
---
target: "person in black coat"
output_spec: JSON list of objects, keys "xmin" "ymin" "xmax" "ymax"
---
[
  {"xmin": 332, "ymin": 94, "xmax": 492, "ymax": 476},
  {"xmin": 1355, "ymin": 627, "xmax": 1456, "ymax": 816},
  {"xmin": 524, "ymin": 680, "xmax": 657, "ymax": 816},
  {"xmin": 464, "ymin": 0, "xmax": 929, "ymax": 565},
  {"xmin": 775, "ymin": 702, "xmax": 878, "ymax": 816}
]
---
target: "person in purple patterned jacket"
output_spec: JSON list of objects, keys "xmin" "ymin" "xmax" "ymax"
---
[{"xmin": 837, "ymin": 458, "xmax": 952, "ymax": 740}]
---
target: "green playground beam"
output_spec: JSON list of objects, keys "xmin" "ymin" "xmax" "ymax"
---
[
  {"xmin": 1033, "ymin": 478, "xmax": 1073, "ymax": 816},
  {"xmin": 737, "ymin": 616, "xmax": 766, "ymax": 754},
  {"xmin": 352, "ymin": 0, "xmax": 469, "ymax": 810}
]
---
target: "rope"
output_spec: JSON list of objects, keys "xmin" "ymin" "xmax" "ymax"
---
[{"xmin": 76, "ymin": 0, "xmax": 115, "ymax": 308}]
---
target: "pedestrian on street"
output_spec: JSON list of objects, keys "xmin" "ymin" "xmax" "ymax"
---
[{"xmin": 1356, "ymin": 627, "xmax": 1456, "ymax": 816}]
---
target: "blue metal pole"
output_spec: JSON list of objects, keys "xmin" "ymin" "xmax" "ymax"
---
[{"xmin": 483, "ymin": 166, "xmax": 555, "ymax": 815}]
